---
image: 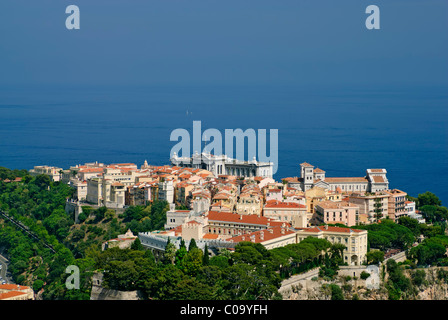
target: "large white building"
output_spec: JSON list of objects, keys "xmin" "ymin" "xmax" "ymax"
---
[
  {"xmin": 296, "ymin": 225, "xmax": 368, "ymax": 266},
  {"xmin": 288, "ymin": 162, "xmax": 389, "ymax": 193},
  {"xmin": 171, "ymin": 152, "xmax": 274, "ymax": 178},
  {"xmin": 29, "ymin": 165, "xmax": 63, "ymax": 182},
  {"xmin": 158, "ymin": 179, "xmax": 174, "ymax": 204},
  {"xmin": 85, "ymin": 166, "xmax": 145, "ymax": 208}
]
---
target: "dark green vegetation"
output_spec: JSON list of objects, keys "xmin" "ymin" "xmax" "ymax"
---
[
  {"xmin": 408, "ymin": 191, "xmax": 447, "ymax": 224},
  {"xmin": 380, "ymin": 192, "xmax": 448, "ymax": 300},
  {"xmin": 0, "ymin": 167, "xmax": 170, "ymax": 299},
  {"xmin": 94, "ymin": 242, "xmax": 283, "ymax": 300},
  {"xmin": 269, "ymin": 237, "xmax": 344, "ymax": 280},
  {"xmin": 0, "ymin": 166, "xmax": 343, "ymax": 300},
  {"xmin": 93, "ymin": 237, "xmax": 345, "ymax": 300},
  {"xmin": 354, "ymin": 219, "xmax": 415, "ymax": 251}
]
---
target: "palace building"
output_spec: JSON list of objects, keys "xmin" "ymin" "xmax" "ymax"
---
[{"xmin": 170, "ymin": 152, "xmax": 274, "ymax": 178}]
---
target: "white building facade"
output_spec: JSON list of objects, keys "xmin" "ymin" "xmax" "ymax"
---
[{"xmin": 171, "ymin": 152, "xmax": 274, "ymax": 178}]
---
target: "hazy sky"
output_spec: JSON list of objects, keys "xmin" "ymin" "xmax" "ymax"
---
[{"xmin": 0, "ymin": 0, "xmax": 447, "ymax": 87}]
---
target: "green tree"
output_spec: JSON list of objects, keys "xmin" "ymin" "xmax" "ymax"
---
[
  {"xmin": 386, "ymin": 259, "xmax": 410, "ymax": 299},
  {"xmin": 408, "ymin": 238, "xmax": 446, "ymax": 266},
  {"xmin": 360, "ymin": 271, "xmax": 371, "ymax": 280},
  {"xmin": 184, "ymin": 247, "xmax": 203, "ymax": 276},
  {"xmin": 163, "ymin": 238, "xmax": 176, "ymax": 265},
  {"xmin": 366, "ymin": 250, "xmax": 385, "ymax": 265},
  {"xmin": 188, "ymin": 238, "xmax": 198, "ymax": 251},
  {"xmin": 417, "ymin": 191, "xmax": 442, "ymax": 207},
  {"xmin": 330, "ymin": 284, "xmax": 344, "ymax": 300},
  {"xmin": 203, "ymin": 244, "xmax": 210, "ymax": 266},
  {"xmin": 33, "ymin": 279, "xmax": 44, "ymax": 292},
  {"xmin": 131, "ymin": 238, "xmax": 144, "ymax": 251},
  {"xmin": 33, "ymin": 174, "xmax": 51, "ymax": 189},
  {"xmin": 411, "ymin": 270, "xmax": 426, "ymax": 287},
  {"xmin": 175, "ymin": 244, "xmax": 188, "ymax": 271},
  {"xmin": 397, "ymin": 216, "xmax": 421, "ymax": 236}
]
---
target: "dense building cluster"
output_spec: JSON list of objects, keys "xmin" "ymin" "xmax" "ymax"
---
[{"xmin": 32, "ymin": 159, "xmax": 425, "ymax": 266}]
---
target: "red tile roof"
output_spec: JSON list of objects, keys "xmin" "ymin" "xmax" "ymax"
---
[
  {"xmin": 265, "ymin": 200, "xmax": 306, "ymax": 209},
  {"xmin": 324, "ymin": 177, "xmax": 368, "ymax": 183},
  {"xmin": 297, "ymin": 226, "xmax": 364, "ymax": 233},
  {"xmin": 207, "ymin": 211, "xmax": 288, "ymax": 227},
  {"xmin": 228, "ymin": 226, "xmax": 295, "ymax": 244},
  {"xmin": 372, "ymin": 176, "xmax": 385, "ymax": 183},
  {"xmin": 0, "ymin": 291, "xmax": 28, "ymax": 300},
  {"xmin": 300, "ymin": 162, "xmax": 314, "ymax": 167},
  {"xmin": 0, "ymin": 284, "xmax": 30, "ymax": 291},
  {"xmin": 202, "ymin": 234, "xmax": 219, "ymax": 239}
]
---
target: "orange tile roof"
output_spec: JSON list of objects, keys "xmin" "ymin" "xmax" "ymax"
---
[
  {"xmin": 300, "ymin": 162, "xmax": 314, "ymax": 167},
  {"xmin": 0, "ymin": 291, "xmax": 28, "ymax": 300},
  {"xmin": 228, "ymin": 226, "xmax": 295, "ymax": 244},
  {"xmin": 202, "ymin": 234, "xmax": 219, "ymax": 239},
  {"xmin": 385, "ymin": 189, "xmax": 407, "ymax": 195},
  {"xmin": 110, "ymin": 163, "xmax": 137, "ymax": 166},
  {"xmin": 208, "ymin": 211, "xmax": 288, "ymax": 227},
  {"xmin": 213, "ymin": 193, "xmax": 231, "ymax": 200},
  {"xmin": 297, "ymin": 226, "xmax": 364, "ymax": 233},
  {"xmin": 79, "ymin": 168, "xmax": 104, "ymax": 173},
  {"xmin": 372, "ymin": 176, "xmax": 385, "ymax": 183},
  {"xmin": 282, "ymin": 177, "xmax": 300, "ymax": 182},
  {"xmin": 324, "ymin": 177, "xmax": 368, "ymax": 183},
  {"xmin": 315, "ymin": 200, "xmax": 358, "ymax": 210},
  {"xmin": 0, "ymin": 284, "xmax": 30, "ymax": 291},
  {"xmin": 185, "ymin": 220, "xmax": 202, "ymax": 225},
  {"xmin": 265, "ymin": 200, "xmax": 306, "ymax": 209}
]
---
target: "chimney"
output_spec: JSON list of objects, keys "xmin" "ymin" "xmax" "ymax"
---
[
  {"xmin": 239, "ymin": 214, "xmax": 243, "ymax": 220},
  {"xmin": 281, "ymin": 228, "xmax": 285, "ymax": 234},
  {"xmin": 260, "ymin": 231, "xmax": 264, "ymax": 241},
  {"xmin": 324, "ymin": 224, "xmax": 328, "ymax": 230}
]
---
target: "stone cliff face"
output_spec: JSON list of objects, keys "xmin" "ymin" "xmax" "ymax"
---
[
  {"xmin": 282, "ymin": 266, "xmax": 448, "ymax": 300},
  {"xmin": 407, "ymin": 267, "xmax": 448, "ymax": 300},
  {"xmin": 90, "ymin": 285, "xmax": 141, "ymax": 300},
  {"xmin": 89, "ymin": 272, "xmax": 142, "ymax": 300},
  {"xmin": 282, "ymin": 277, "xmax": 388, "ymax": 300}
]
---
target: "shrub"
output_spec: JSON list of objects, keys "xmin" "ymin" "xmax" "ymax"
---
[
  {"xmin": 33, "ymin": 279, "xmax": 44, "ymax": 292},
  {"xmin": 360, "ymin": 271, "xmax": 371, "ymax": 280},
  {"xmin": 330, "ymin": 284, "xmax": 344, "ymax": 300},
  {"xmin": 411, "ymin": 269, "xmax": 426, "ymax": 287}
]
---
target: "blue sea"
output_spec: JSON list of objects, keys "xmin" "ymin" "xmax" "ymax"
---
[{"xmin": 0, "ymin": 84, "xmax": 447, "ymax": 204}]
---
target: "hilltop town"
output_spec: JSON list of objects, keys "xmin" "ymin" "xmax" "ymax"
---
[{"xmin": 28, "ymin": 154, "xmax": 423, "ymax": 266}]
